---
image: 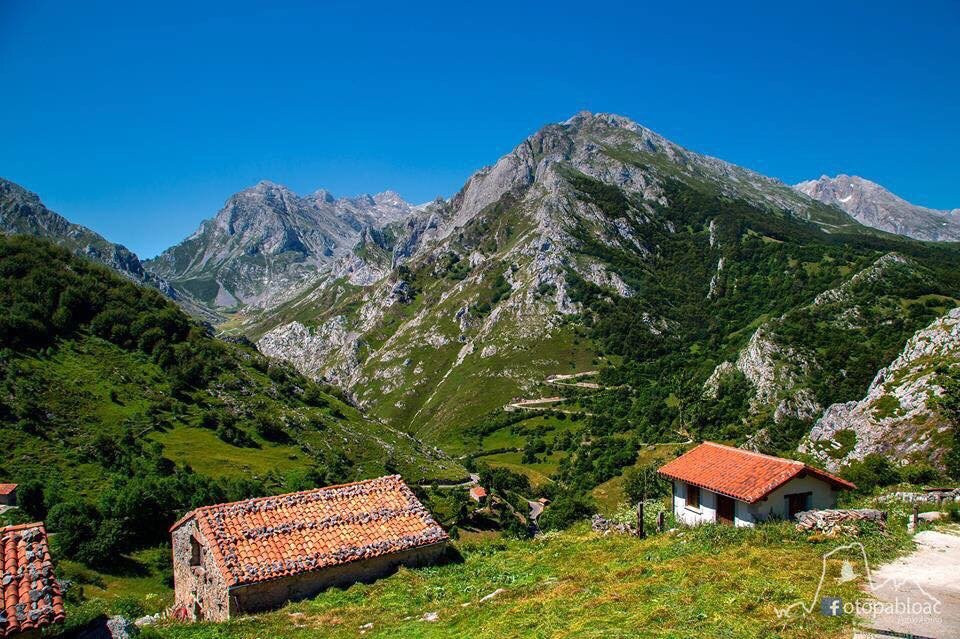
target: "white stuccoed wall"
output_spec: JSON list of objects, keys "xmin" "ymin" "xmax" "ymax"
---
[
  {"xmin": 746, "ymin": 474, "xmax": 837, "ymax": 522},
  {"xmin": 672, "ymin": 475, "xmax": 839, "ymax": 528}
]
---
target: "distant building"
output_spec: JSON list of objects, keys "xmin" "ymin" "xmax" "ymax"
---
[
  {"xmin": 469, "ymin": 486, "xmax": 487, "ymax": 503},
  {"xmin": 0, "ymin": 522, "xmax": 66, "ymax": 637},
  {"xmin": 169, "ymin": 475, "xmax": 448, "ymax": 621},
  {"xmin": 0, "ymin": 485, "xmax": 17, "ymax": 508},
  {"xmin": 658, "ymin": 442, "xmax": 855, "ymax": 527}
]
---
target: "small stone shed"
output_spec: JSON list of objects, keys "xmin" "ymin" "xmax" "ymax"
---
[
  {"xmin": 658, "ymin": 442, "xmax": 856, "ymax": 527},
  {"xmin": 0, "ymin": 486, "xmax": 17, "ymax": 508},
  {"xmin": 0, "ymin": 522, "xmax": 66, "ymax": 638},
  {"xmin": 169, "ymin": 475, "xmax": 448, "ymax": 621}
]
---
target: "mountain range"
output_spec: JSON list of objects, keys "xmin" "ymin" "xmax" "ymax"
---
[{"xmin": 2, "ymin": 111, "xmax": 959, "ymax": 473}]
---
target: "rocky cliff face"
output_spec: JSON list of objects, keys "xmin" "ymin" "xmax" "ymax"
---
[
  {"xmin": 144, "ymin": 182, "xmax": 415, "ymax": 309},
  {"xmin": 800, "ymin": 307, "xmax": 960, "ymax": 469},
  {"xmin": 794, "ymin": 174, "xmax": 960, "ymax": 241}
]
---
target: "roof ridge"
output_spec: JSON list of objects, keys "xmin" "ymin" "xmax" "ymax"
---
[
  {"xmin": 171, "ymin": 475, "xmax": 404, "ymax": 531},
  {"xmin": 0, "ymin": 521, "xmax": 45, "ymax": 534},
  {"xmin": 702, "ymin": 441, "xmax": 803, "ymax": 466}
]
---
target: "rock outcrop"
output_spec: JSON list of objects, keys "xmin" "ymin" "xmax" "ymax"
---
[{"xmin": 800, "ymin": 307, "xmax": 960, "ymax": 469}]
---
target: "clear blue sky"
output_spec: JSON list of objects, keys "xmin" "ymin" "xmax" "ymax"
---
[{"xmin": 1, "ymin": 1, "xmax": 958, "ymax": 258}]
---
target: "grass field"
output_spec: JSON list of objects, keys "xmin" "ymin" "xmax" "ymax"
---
[
  {"xmin": 142, "ymin": 518, "xmax": 914, "ymax": 639},
  {"xmin": 152, "ymin": 426, "xmax": 308, "ymax": 479},
  {"xmin": 482, "ymin": 451, "xmax": 566, "ymax": 488}
]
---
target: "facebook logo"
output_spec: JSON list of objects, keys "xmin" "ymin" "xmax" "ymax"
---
[{"xmin": 821, "ymin": 597, "xmax": 843, "ymax": 616}]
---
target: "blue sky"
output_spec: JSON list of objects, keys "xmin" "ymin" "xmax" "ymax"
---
[{"xmin": 1, "ymin": 1, "xmax": 958, "ymax": 258}]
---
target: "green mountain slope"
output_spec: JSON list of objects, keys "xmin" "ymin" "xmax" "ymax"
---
[{"xmin": 0, "ymin": 235, "xmax": 464, "ymax": 563}]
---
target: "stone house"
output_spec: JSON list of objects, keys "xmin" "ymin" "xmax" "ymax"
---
[
  {"xmin": 169, "ymin": 475, "xmax": 448, "ymax": 621},
  {"xmin": 469, "ymin": 486, "xmax": 487, "ymax": 503},
  {"xmin": 658, "ymin": 442, "xmax": 856, "ymax": 527},
  {"xmin": 0, "ymin": 485, "xmax": 17, "ymax": 508},
  {"xmin": 0, "ymin": 522, "xmax": 66, "ymax": 638}
]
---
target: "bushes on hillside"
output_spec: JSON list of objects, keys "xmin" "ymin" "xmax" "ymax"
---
[
  {"xmin": 477, "ymin": 466, "xmax": 531, "ymax": 497},
  {"xmin": 0, "ymin": 236, "xmax": 226, "ymax": 395},
  {"xmin": 538, "ymin": 490, "xmax": 595, "ymax": 531},
  {"xmin": 841, "ymin": 454, "xmax": 902, "ymax": 492}
]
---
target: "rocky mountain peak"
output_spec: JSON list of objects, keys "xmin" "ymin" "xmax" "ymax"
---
[
  {"xmin": 313, "ymin": 188, "xmax": 336, "ymax": 203},
  {"xmin": 145, "ymin": 180, "xmax": 417, "ymax": 309},
  {"xmin": 794, "ymin": 174, "xmax": 960, "ymax": 241}
]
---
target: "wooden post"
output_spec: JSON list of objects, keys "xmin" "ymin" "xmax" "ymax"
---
[
  {"xmin": 637, "ymin": 501, "xmax": 646, "ymax": 539},
  {"xmin": 657, "ymin": 510, "xmax": 666, "ymax": 533},
  {"xmin": 913, "ymin": 505, "xmax": 920, "ymax": 533}
]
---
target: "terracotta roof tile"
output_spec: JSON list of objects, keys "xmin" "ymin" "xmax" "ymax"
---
[
  {"xmin": 171, "ymin": 475, "xmax": 448, "ymax": 588},
  {"xmin": 0, "ymin": 486, "xmax": 16, "ymax": 497},
  {"xmin": 469, "ymin": 486, "xmax": 487, "ymax": 499},
  {"xmin": 0, "ymin": 523, "xmax": 65, "ymax": 637},
  {"xmin": 657, "ymin": 442, "xmax": 855, "ymax": 503}
]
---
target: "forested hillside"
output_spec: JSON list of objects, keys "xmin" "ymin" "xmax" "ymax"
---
[{"xmin": 0, "ymin": 235, "xmax": 463, "ymax": 566}]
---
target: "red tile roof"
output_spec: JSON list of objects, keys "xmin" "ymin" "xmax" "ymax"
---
[
  {"xmin": 469, "ymin": 486, "xmax": 487, "ymax": 499},
  {"xmin": 657, "ymin": 442, "xmax": 855, "ymax": 503},
  {"xmin": 170, "ymin": 475, "xmax": 448, "ymax": 588},
  {"xmin": 0, "ymin": 486, "xmax": 16, "ymax": 497},
  {"xmin": 0, "ymin": 523, "xmax": 65, "ymax": 637}
]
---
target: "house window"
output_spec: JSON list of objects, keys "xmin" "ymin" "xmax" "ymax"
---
[
  {"xmin": 686, "ymin": 484, "xmax": 700, "ymax": 510},
  {"xmin": 190, "ymin": 537, "xmax": 202, "ymax": 567}
]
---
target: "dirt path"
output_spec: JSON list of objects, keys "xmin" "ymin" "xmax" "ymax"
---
[
  {"xmin": 417, "ymin": 473, "xmax": 480, "ymax": 489},
  {"xmin": 858, "ymin": 527, "xmax": 960, "ymax": 638}
]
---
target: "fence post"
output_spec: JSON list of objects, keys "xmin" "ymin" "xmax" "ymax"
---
[
  {"xmin": 911, "ymin": 505, "xmax": 919, "ymax": 533},
  {"xmin": 657, "ymin": 510, "xmax": 666, "ymax": 533},
  {"xmin": 637, "ymin": 501, "xmax": 646, "ymax": 539}
]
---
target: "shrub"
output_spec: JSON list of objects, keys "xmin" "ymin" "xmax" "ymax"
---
[
  {"xmin": 900, "ymin": 463, "xmax": 939, "ymax": 485},
  {"xmin": 538, "ymin": 491, "xmax": 595, "ymax": 531},
  {"xmin": 841, "ymin": 454, "xmax": 901, "ymax": 492}
]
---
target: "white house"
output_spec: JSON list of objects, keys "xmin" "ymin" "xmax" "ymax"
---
[{"xmin": 658, "ymin": 442, "xmax": 856, "ymax": 527}]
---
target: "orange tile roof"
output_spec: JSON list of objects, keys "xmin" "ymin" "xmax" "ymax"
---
[
  {"xmin": 0, "ymin": 486, "xmax": 16, "ymax": 496},
  {"xmin": 657, "ymin": 442, "xmax": 855, "ymax": 503},
  {"xmin": 170, "ymin": 475, "xmax": 448, "ymax": 588},
  {"xmin": 0, "ymin": 523, "xmax": 65, "ymax": 637},
  {"xmin": 469, "ymin": 486, "xmax": 487, "ymax": 499}
]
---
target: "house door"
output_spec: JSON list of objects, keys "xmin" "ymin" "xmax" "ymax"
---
[
  {"xmin": 787, "ymin": 493, "xmax": 810, "ymax": 520},
  {"xmin": 716, "ymin": 495, "xmax": 735, "ymax": 525}
]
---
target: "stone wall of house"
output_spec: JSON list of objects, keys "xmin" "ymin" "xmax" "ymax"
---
[
  {"xmin": 229, "ymin": 542, "xmax": 448, "ymax": 616},
  {"xmin": 0, "ymin": 490, "xmax": 17, "ymax": 507},
  {"xmin": 171, "ymin": 519, "xmax": 231, "ymax": 622}
]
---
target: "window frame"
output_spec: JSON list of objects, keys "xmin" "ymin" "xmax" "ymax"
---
[
  {"xmin": 685, "ymin": 483, "xmax": 701, "ymax": 511},
  {"xmin": 189, "ymin": 536, "xmax": 202, "ymax": 567}
]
